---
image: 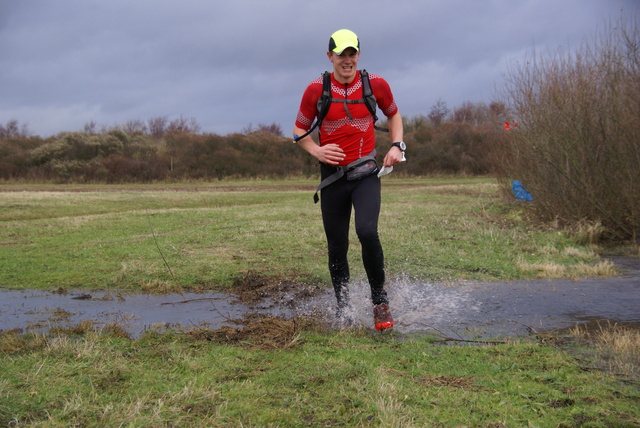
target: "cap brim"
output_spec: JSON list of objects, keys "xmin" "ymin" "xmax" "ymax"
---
[{"xmin": 332, "ymin": 44, "xmax": 359, "ymax": 55}]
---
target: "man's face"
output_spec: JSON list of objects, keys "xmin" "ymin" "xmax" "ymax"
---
[{"xmin": 327, "ymin": 47, "xmax": 359, "ymax": 83}]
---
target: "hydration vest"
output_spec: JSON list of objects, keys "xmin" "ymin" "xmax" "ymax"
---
[{"xmin": 294, "ymin": 69, "xmax": 388, "ymax": 142}]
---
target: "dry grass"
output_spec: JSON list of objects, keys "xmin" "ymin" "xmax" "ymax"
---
[
  {"xmin": 570, "ymin": 321, "xmax": 640, "ymax": 379},
  {"xmin": 518, "ymin": 258, "xmax": 618, "ymax": 279},
  {"xmin": 568, "ymin": 220, "xmax": 606, "ymax": 245},
  {"xmin": 186, "ymin": 314, "xmax": 308, "ymax": 350},
  {"xmin": 0, "ymin": 330, "xmax": 48, "ymax": 353},
  {"xmin": 539, "ymin": 245, "xmax": 598, "ymax": 259}
]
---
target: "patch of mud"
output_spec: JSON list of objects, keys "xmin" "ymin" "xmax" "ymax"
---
[
  {"xmin": 1, "ymin": 257, "xmax": 639, "ymax": 340},
  {"xmin": 186, "ymin": 314, "xmax": 311, "ymax": 350},
  {"xmin": 233, "ymin": 271, "xmax": 324, "ymax": 305}
]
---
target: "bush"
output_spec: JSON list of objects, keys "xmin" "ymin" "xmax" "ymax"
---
[
  {"xmin": 0, "ymin": 136, "xmax": 46, "ymax": 180},
  {"xmin": 2, "ymin": 101, "xmax": 516, "ymax": 184},
  {"xmin": 402, "ymin": 121, "xmax": 503, "ymax": 176},
  {"xmin": 496, "ymin": 17, "xmax": 640, "ymax": 241}
]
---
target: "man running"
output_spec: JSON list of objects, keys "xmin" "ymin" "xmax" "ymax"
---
[{"xmin": 292, "ymin": 29, "xmax": 405, "ymax": 330}]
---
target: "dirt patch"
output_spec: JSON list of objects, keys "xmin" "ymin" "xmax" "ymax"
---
[
  {"xmin": 186, "ymin": 314, "xmax": 315, "ymax": 350},
  {"xmin": 233, "ymin": 270, "xmax": 324, "ymax": 305},
  {"xmin": 418, "ymin": 374, "xmax": 477, "ymax": 390}
]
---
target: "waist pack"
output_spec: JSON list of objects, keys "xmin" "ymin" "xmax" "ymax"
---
[
  {"xmin": 313, "ymin": 151, "xmax": 378, "ymax": 203},
  {"xmin": 346, "ymin": 156, "xmax": 378, "ymax": 181}
]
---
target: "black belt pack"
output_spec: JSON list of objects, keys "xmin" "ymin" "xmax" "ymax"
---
[
  {"xmin": 345, "ymin": 156, "xmax": 378, "ymax": 181},
  {"xmin": 313, "ymin": 150, "xmax": 378, "ymax": 203}
]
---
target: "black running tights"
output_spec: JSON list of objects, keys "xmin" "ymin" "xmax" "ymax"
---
[{"xmin": 320, "ymin": 163, "xmax": 388, "ymax": 306}]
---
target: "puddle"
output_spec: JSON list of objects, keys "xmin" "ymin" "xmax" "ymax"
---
[
  {"xmin": 1, "ymin": 257, "xmax": 638, "ymax": 339},
  {"xmin": 0, "ymin": 290, "xmax": 264, "ymax": 335}
]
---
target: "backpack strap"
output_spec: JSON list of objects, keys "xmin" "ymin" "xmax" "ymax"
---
[
  {"xmin": 317, "ymin": 71, "xmax": 332, "ymax": 122},
  {"xmin": 293, "ymin": 72, "xmax": 331, "ymax": 142},
  {"xmin": 361, "ymin": 69, "xmax": 388, "ymax": 133}
]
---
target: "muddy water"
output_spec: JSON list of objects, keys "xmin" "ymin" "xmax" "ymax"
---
[
  {"xmin": 0, "ymin": 291, "xmax": 262, "ymax": 335},
  {"xmin": 1, "ymin": 257, "xmax": 639, "ymax": 339}
]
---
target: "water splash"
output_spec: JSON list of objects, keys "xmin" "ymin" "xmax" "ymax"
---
[{"xmin": 287, "ymin": 275, "xmax": 480, "ymax": 335}]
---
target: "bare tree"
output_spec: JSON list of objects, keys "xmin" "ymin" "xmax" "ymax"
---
[
  {"xmin": 257, "ymin": 122, "xmax": 284, "ymax": 136},
  {"xmin": 147, "ymin": 116, "xmax": 169, "ymax": 138},
  {"xmin": 0, "ymin": 119, "xmax": 30, "ymax": 138},
  {"xmin": 122, "ymin": 120, "xmax": 148, "ymax": 134},
  {"xmin": 83, "ymin": 120, "xmax": 98, "ymax": 135},
  {"xmin": 167, "ymin": 116, "xmax": 201, "ymax": 134},
  {"xmin": 241, "ymin": 123, "xmax": 255, "ymax": 134},
  {"xmin": 428, "ymin": 99, "xmax": 450, "ymax": 126},
  {"xmin": 452, "ymin": 102, "xmax": 493, "ymax": 125}
]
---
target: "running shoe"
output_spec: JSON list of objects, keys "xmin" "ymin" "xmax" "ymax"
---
[{"xmin": 373, "ymin": 304, "xmax": 394, "ymax": 330}]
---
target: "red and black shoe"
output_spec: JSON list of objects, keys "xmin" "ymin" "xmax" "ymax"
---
[{"xmin": 373, "ymin": 304, "xmax": 395, "ymax": 331}]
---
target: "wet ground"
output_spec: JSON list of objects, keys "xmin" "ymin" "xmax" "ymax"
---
[{"xmin": 1, "ymin": 257, "xmax": 639, "ymax": 339}]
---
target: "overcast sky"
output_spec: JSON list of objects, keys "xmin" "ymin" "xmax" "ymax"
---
[{"xmin": 1, "ymin": 0, "xmax": 636, "ymax": 137}]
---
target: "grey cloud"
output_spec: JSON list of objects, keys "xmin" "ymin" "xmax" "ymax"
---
[{"xmin": 0, "ymin": 0, "xmax": 636, "ymax": 136}]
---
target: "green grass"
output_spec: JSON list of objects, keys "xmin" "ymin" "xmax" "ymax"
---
[
  {"xmin": 1, "ymin": 327, "xmax": 638, "ymax": 427},
  {"xmin": 0, "ymin": 177, "xmax": 618, "ymax": 292},
  {"xmin": 1, "ymin": 178, "xmax": 638, "ymax": 426}
]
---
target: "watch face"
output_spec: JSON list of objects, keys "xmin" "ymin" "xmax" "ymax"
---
[{"xmin": 394, "ymin": 142, "xmax": 406, "ymax": 151}]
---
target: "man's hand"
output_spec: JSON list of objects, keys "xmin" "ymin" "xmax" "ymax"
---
[
  {"xmin": 382, "ymin": 146, "xmax": 404, "ymax": 167},
  {"xmin": 293, "ymin": 126, "xmax": 345, "ymax": 165},
  {"xmin": 315, "ymin": 143, "xmax": 345, "ymax": 165}
]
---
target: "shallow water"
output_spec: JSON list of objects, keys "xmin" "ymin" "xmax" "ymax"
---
[
  {"xmin": 0, "ymin": 290, "xmax": 258, "ymax": 335},
  {"xmin": 1, "ymin": 257, "xmax": 638, "ymax": 339}
]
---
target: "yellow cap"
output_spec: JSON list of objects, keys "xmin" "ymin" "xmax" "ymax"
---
[{"xmin": 328, "ymin": 29, "xmax": 360, "ymax": 54}]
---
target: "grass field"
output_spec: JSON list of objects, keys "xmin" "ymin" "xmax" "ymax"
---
[
  {"xmin": 0, "ymin": 177, "xmax": 618, "ymax": 293},
  {"xmin": 1, "ymin": 177, "xmax": 638, "ymax": 426},
  {"xmin": 1, "ymin": 324, "xmax": 638, "ymax": 427}
]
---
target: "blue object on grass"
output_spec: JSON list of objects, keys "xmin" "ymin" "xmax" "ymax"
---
[{"xmin": 512, "ymin": 180, "xmax": 533, "ymax": 202}]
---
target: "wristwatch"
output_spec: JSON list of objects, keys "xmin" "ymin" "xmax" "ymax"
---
[{"xmin": 391, "ymin": 141, "xmax": 406, "ymax": 152}]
